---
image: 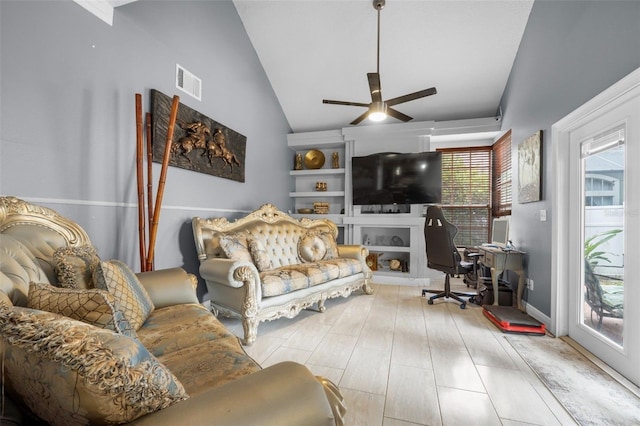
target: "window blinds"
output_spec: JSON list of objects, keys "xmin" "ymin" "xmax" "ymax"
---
[{"xmin": 492, "ymin": 130, "xmax": 512, "ymax": 216}]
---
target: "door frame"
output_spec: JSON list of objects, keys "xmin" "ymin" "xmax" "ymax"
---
[{"xmin": 551, "ymin": 67, "xmax": 640, "ymax": 338}]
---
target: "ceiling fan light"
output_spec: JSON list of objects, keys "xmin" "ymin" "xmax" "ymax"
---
[
  {"xmin": 369, "ymin": 111, "xmax": 387, "ymax": 122},
  {"xmin": 368, "ymin": 102, "xmax": 387, "ymax": 122}
]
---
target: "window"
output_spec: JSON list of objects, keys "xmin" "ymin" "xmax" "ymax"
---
[
  {"xmin": 437, "ymin": 132, "xmax": 513, "ymax": 248},
  {"xmin": 583, "ymin": 126, "xmax": 625, "ymax": 208},
  {"xmin": 438, "ymin": 147, "xmax": 492, "ymax": 247},
  {"xmin": 585, "ymin": 174, "xmax": 619, "ymax": 206},
  {"xmin": 492, "ymin": 130, "xmax": 512, "ymax": 216}
]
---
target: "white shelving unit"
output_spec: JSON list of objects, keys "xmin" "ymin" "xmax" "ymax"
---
[
  {"xmin": 345, "ymin": 215, "xmax": 427, "ymax": 285},
  {"xmin": 287, "ymin": 130, "xmax": 347, "ymax": 224}
]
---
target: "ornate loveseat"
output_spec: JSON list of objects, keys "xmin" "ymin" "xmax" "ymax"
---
[
  {"xmin": 192, "ymin": 204, "xmax": 373, "ymax": 345},
  {"xmin": 0, "ymin": 197, "xmax": 345, "ymax": 425}
]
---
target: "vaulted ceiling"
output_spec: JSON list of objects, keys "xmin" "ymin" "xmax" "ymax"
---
[
  {"xmin": 106, "ymin": 1, "xmax": 534, "ymax": 134},
  {"xmin": 233, "ymin": 0, "xmax": 534, "ymax": 133}
]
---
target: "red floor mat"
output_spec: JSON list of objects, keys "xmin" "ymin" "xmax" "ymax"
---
[{"xmin": 483, "ymin": 305, "xmax": 546, "ymax": 335}]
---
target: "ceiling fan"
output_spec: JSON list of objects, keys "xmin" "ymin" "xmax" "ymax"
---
[{"xmin": 323, "ymin": 0, "xmax": 437, "ymax": 125}]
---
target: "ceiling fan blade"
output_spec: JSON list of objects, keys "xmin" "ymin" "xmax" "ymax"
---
[
  {"xmin": 386, "ymin": 87, "xmax": 437, "ymax": 107},
  {"xmin": 367, "ymin": 73, "xmax": 383, "ymax": 103},
  {"xmin": 323, "ymin": 99, "xmax": 370, "ymax": 108},
  {"xmin": 387, "ymin": 107, "xmax": 413, "ymax": 122},
  {"xmin": 350, "ymin": 110, "xmax": 371, "ymax": 125}
]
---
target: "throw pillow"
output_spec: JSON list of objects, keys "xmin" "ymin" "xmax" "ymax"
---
[
  {"xmin": 93, "ymin": 259, "xmax": 154, "ymax": 330},
  {"xmin": 318, "ymin": 231, "xmax": 340, "ymax": 259},
  {"xmin": 218, "ymin": 233, "xmax": 252, "ymax": 263},
  {"xmin": 0, "ymin": 305, "xmax": 187, "ymax": 425},
  {"xmin": 298, "ymin": 232, "xmax": 327, "ymax": 263},
  {"xmin": 0, "ymin": 291, "xmax": 12, "ymax": 307},
  {"xmin": 249, "ymin": 239, "xmax": 272, "ymax": 271},
  {"xmin": 52, "ymin": 245, "xmax": 100, "ymax": 289},
  {"xmin": 27, "ymin": 281, "xmax": 137, "ymax": 338}
]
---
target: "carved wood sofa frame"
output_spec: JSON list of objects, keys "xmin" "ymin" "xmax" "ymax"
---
[{"xmin": 192, "ymin": 204, "xmax": 373, "ymax": 345}]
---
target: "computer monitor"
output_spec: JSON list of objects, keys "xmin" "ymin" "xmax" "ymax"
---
[{"xmin": 491, "ymin": 217, "xmax": 510, "ymax": 247}]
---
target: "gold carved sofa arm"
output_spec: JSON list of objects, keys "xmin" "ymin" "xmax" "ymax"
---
[
  {"xmin": 136, "ymin": 267, "xmax": 199, "ymax": 309},
  {"xmin": 337, "ymin": 244, "xmax": 369, "ymax": 260},
  {"xmin": 130, "ymin": 361, "xmax": 345, "ymax": 426},
  {"xmin": 338, "ymin": 245, "xmax": 372, "ymax": 279},
  {"xmin": 199, "ymin": 258, "xmax": 260, "ymax": 289}
]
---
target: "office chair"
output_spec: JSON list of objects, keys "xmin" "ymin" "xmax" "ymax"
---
[
  {"xmin": 584, "ymin": 259, "xmax": 623, "ymax": 330},
  {"xmin": 462, "ymin": 248, "xmax": 485, "ymax": 289},
  {"xmin": 421, "ymin": 206, "xmax": 478, "ymax": 309}
]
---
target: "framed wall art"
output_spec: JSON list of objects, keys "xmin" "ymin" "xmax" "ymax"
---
[
  {"xmin": 151, "ymin": 89, "xmax": 246, "ymax": 182},
  {"xmin": 518, "ymin": 130, "xmax": 542, "ymax": 203}
]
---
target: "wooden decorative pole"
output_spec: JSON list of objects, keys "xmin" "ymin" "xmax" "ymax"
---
[
  {"xmin": 146, "ymin": 95, "xmax": 180, "ymax": 271},
  {"xmin": 145, "ymin": 112, "xmax": 154, "ymax": 270},
  {"xmin": 135, "ymin": 94, "xmax": 147, "ymax": 271}
]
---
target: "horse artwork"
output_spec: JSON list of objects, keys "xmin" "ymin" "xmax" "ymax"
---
[
  {"xmin": 171, "ymin": 121, "xmax": 209, "ymax": 162},
  {"xmin": 151, "ymin": 89, "xmax": 246, "ymax": 182}
]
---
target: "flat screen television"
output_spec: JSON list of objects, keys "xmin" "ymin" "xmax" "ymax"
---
[{"xmin": 351, "ymin": 152, "xmax": 442, "ymax": 205}]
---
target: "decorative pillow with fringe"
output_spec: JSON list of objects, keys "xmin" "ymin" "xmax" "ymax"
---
[
  {"xmin": 218, "ymin": 233, "xmax": 252, "ymax": 263},
  {"xmin": 52, "ymin": 245, "xmax": 101, "ymax": 289},
  {"xmin": 0, "ymin": 291, "xmax": 13, "ymax": 307},
  {"xmin": 249, "ymin": 239, "xmax": 272, "ymax": 272},
  {"xmin": 27, "ymin": 281, "xmax": 137, "ymax": 338},
  {"xmin": 318, "ymin": 231, "xmax": 340, "ymax": 259},
  {"xmin": 93, "ymin": 259, "xmax": 154, "ymax": 330},
  {"xmin": 0, "ymin": 305, "xmax": 188, "ymax": 426}
]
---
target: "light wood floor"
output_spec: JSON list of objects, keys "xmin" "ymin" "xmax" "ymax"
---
[{"xmin": 218, "ymin": 281, "xmax": 578, "ymax": 425}]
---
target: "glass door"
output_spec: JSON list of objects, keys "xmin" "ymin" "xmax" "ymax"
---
[
  {"xmin": 567, "ymin": 94, "xmax": 639, "ymax": 386},
  {"xmin": 580, "ymin": 129, "xmax": 625, "ymax": 345}
]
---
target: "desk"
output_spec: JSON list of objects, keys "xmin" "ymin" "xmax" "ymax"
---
[{"xmin": 478, "ymin": 247, "xmax": 526, "ymax": 310}]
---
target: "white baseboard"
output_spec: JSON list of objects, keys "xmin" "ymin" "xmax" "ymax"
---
[{"xmin": 522, "ymin": 301, "xmax": 552, "ymax": 334}]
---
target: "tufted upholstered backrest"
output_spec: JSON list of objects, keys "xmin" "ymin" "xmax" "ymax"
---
[
  {"xmin": 192, "ymin": 204, "xmax": 338, "ymax": 268},
  {"xmin": 0, "ymin": 197, "xmax": 91, "ymax": 306}
]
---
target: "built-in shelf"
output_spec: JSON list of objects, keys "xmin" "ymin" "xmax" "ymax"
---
[
  {"xmin": 344, "ymin": 215, "xmax": 425, "ymax": 225},
  {"xmin": 288, "ymin": 130, "xmax": 347, "ymax": 218},
  {"xmin": 351, "ymin": 218, "xmax": 427, "ymax": 284},
  {"xmin": 291, "ymin": 213, "xmax": 344, "ymax": 223},
  {"xmin": 374, "ymin": 269, "xmax": 410, "ymax": 276},
  {"xmin": 290, "ymin": 168, "xmax": 345, "ymax": 176},
  {"xmin": 364, "ymin": 245, "xmax": 411, "ymax": 253},
  {"xmin": 289, "ymin": 191, "xmax": 345, "ymax": 198}
]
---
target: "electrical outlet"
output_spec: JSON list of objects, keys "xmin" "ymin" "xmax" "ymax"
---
[
  {"xmin": 539, "ymin": 209, "xmax": 547, "ymax": 221},
  {"xmin": 526, "ymin": 278, "xmax": 534, "ymax": 291}
]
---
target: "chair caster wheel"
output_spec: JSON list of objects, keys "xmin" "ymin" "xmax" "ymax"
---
[
  {"xmin": 460, "ymin": 303, "xmax": 466, "ymax": 309},
  {"xmin": 428, "ymin": 299, "xmax": 434, "ymax": 305}
]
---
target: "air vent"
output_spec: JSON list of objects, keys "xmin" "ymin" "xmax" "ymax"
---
[{"xmin": 176, "ymin": 64, "xmax": 202, "ymax": 101}]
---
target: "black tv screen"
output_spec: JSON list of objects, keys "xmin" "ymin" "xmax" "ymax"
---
[{"xmin": 351, "ymin": 152, "xmax": 442, "ymax": 205}]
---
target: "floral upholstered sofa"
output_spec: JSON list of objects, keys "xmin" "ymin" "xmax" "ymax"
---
[
  {"xmin": 192, "ymin": 203, "xmax": 373, "ymax": 345},
  {"xmin": 0, "ymin": 197, "xmax": 345, "ymax": 426}
]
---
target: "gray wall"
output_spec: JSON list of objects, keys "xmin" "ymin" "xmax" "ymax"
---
[
  {"xmin": 0, "ymin": 0, "xmax": 292, "ymax": 298},
  {"xmin": 499, "ymin": 0, "xmax": 640, "ymax": 315}
]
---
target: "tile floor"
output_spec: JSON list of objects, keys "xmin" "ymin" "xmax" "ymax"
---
[{"xmin": 218, "ymin": 281, "xmax": 579, "ymax": 425}]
